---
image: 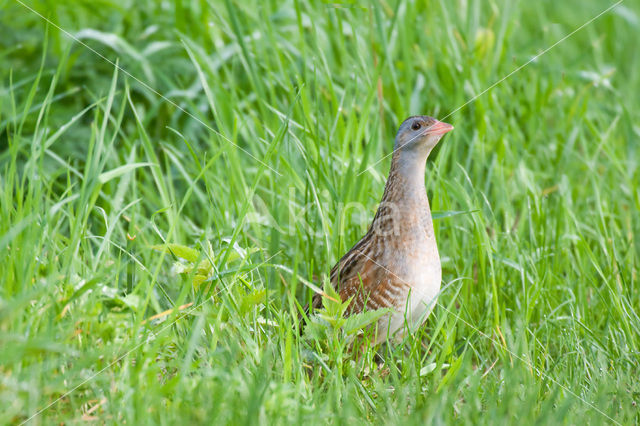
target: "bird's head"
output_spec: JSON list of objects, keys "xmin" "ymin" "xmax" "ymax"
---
[{"xmin": 394, "ymin": 115, "xmax": 454, "ymax": 153}]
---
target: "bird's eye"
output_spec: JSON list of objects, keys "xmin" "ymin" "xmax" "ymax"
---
[{"xmin": 411, "ymin": 122, "xmax": 422, "ymax": 131}]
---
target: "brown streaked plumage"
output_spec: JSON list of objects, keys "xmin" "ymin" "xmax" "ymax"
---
[{"xmin": 308, "ymin": 115, "xmax": 454, "ymax": 344}]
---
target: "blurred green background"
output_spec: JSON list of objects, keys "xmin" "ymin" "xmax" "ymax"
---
[{"xmin": 1, "ymin": 0, "xmax": 638, "ymax": 424}]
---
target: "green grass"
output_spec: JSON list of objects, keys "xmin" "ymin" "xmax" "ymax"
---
[{"xmin": 1, "ymin": 0, "xmax": 639, "ymax": 424}]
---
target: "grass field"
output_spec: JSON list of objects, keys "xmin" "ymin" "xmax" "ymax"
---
[{"xmin": 1, "ymin": 0, "xmax": 639, "ymax": 424}]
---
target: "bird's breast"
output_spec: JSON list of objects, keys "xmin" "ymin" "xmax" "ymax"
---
[{"xmin": 380, "ymin": 217, "xmax": 441, "ymax": 332}]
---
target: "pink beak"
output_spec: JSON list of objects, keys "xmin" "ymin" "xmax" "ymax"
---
[{"xmin": 427, "ymin": 120, "xmax": 454, "ymax": 135}]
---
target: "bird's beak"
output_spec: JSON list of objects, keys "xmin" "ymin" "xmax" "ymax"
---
[{"xmin": 427, "ymin": 120, "xmax": 454, "ymax": 135}]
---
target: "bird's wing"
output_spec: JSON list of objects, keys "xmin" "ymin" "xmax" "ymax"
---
[{"xmin": 310, "ymin": 233, "xmax": 385, "ymax": 314}]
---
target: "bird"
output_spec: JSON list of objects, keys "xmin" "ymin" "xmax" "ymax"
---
[{"xmin": 306, "ymin": 115, "xmax": 454, "ymax": 345}]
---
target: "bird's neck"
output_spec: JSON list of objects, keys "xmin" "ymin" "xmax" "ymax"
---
[
  {"xmin": 367, "ymin": 148, "xmax": 435, "ymax": 241},
  {"xmin": 380, "ymin": 150, "xmax": 429, "ymax": 206}
]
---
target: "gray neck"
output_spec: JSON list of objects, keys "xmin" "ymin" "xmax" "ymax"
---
[
  {"xmin": 381, "ymin": 146, "xmax": 431, "ymax": 205},
  {"xmin": 367, "ymin": 146, "xmax": 435, "ymax": 241}
]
